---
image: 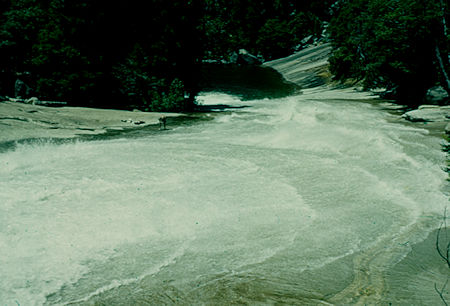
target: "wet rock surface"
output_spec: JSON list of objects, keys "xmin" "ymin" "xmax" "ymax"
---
[{"xmin": 0, "ymin": 100, "xmax": 181, "ymax": 143}]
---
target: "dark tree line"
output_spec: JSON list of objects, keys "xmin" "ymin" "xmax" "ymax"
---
[
  {"xmin": 2, "ymin": 0, "xmax": 448, "ymax": 109},
  {"xmin": 328, "ymin": 0, "xmax": 450, "ymax": 105},
  {"xmin": 0, "ymin": 0, "xmax": 331, "ymax": 110},
  {"xmin": 201, "ymin": 0, "xmax": 333, "ymax": 61},
  {"xmin": 0, "ymin": 0, "xmax": 203, "ymax": 110}
]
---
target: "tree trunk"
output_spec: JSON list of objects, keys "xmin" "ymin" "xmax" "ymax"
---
[
  {"xmin": 435, "ymin": 45, "xmax": 450, "ymax": 95},
  {"xmin": 439, "ymin": 0, "xmax": 448, "ymax": 37}
]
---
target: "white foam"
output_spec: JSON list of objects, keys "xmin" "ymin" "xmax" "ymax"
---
[
  {"xmin": 196, "ymin": 91, "xmax": 243, "ymax": 106},
  {"xmin": 1, "ymin": 91, "xmax": 448, "ymax": 304},
  {"xmin": 63, "ymin": 241, "xmax": 190, "ymax": 305}
]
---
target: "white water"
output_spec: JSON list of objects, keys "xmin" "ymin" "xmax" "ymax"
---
[{"xmin": 0, "ymin": 89, "xmax": 448, "ymax": 305}]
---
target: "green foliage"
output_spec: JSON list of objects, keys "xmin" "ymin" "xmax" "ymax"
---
[
  {"xmin": 329, "ymin": 0, "xmax": 449, "ymax": 104},
  {"xmin": 112, "ymin": 44, "xmax": 155, "ymax": 108},
  {"xmin": 257, "ymin": 18, "xmax": 293, "ymax": 60},
  {"xmin": 0, "ymin": 0, "xmax": 333, "ymax": 109},
  {"xmin": 255, "ymin": 12, "xmax": 322, "ymax": 60},
  {"xmin": 0, "ymin": 0, "xmax": 203, "ymax": 110},
  {"xmin": 201, "ymin": 0, "xmax": 331, "ymax": 61},
  {"xmin": 147, "ymin": 79, "xmax": 187, "ymax": 112}
]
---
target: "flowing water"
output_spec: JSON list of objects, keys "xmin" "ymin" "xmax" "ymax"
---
[{"xmin": 1, "ymin": 88, "xmax": 448, "ymax": 305}]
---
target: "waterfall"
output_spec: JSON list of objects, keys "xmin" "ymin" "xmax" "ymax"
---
[{"xmin": 1, "ymin": 89, "xmax": 448, "ymax": 305}]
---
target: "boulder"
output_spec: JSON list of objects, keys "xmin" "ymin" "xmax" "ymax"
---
[
  {"xmin": 425, "ymin": 86, "xmax": 449, "ymax": 105},
  {"xmin": 237, "ymin": 49, "xmax": 262, "ymax": 66},
  {"xmin": 14, "ymin": 79, "xmax": 27, "ymax": 98},
  {"xmin": 229, "ymin": 51, "xmax": 238, "ymax": 64},
  {"xmin": 379, "ymin": 87, "xmax": 398, "ymax": 100},
  {"xmin": 402, "ymin": 105, "xmax": 450, "ymax": 122},
  {"xmin": 25, "ymin": 97, "xmax": 39, "ymax": 105},
  {"xmin": 14, "ymin": 72, "xmax": 33, "ymax": 98}
]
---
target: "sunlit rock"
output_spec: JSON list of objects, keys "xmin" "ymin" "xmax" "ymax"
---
[
  {"xmin": 402, "ymin": 105, "xmax": 450, "ymax": 122},
  {"xmin": 264, "ymin": 44, "xmax": 332, "ymax": 88}
]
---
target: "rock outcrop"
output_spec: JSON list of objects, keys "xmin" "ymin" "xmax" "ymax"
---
[
  {"xmin": 263, "ymin": 43, "xmax": 332, "ymax": 88},
  {"xmin": 402, "ymin": 105, "xmax": 450, "ymax": 122},
  {"xmin": 229, "ymin": 49, "xmax": 262, "ymax": 66},
  {"xmin": 14, "ymin": 78, "xmax": 32, "ymax": 98},
  {"xmin": 0, "ymin": 101, "xmax": 181, "ymax": 143}
]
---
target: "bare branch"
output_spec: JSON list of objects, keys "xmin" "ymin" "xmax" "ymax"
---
[
  {"xmin": 435, "ymin": 279, "xmax": 449, "ymax": 306},
  {"xmin": 436, "ymin": 208, "xmax": 450, "ymax": 268}
]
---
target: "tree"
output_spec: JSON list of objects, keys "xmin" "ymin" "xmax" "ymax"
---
[
  {"xmin": 1, "ymin": 0, "xmax": 334, "ymax": 108},
  {"xmin": 201, "ymin": 0, "xmax": 330, "ymax": 61},
  {"xmin": 328, "ymin": 0, "xmax": 450, "ymax": 105},
  {"xmin": 0, "ymin": 0, "xmax": 203, "ymax": 110}
]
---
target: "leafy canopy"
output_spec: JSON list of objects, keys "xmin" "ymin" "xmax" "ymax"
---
[{"xmin": 328, "ymin": 0, "xmax": 449, "ymax": 104}]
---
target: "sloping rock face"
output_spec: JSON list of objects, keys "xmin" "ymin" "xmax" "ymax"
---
[
  {"xmin": 402, "ymin": 105, "xmax": 450, "ymax": 122},
  {"xmin": 263, "ymin": 43, "xmax": 332, "ymax": 88}
]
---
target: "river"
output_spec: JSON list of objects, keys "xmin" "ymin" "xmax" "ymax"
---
[{"xmin": 1, "ymin": 88, "xmax": 448, "ymax": 305}]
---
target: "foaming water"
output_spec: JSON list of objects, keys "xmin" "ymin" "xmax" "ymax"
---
[{"xmin": 1, "ymin": 90, "xmax": 448, "ymax": 305}]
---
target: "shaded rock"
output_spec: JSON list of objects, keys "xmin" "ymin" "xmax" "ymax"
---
[
  {"xmin": 300, "ymin": 35, "xmax": 314, "ymax": 46},
  {"xmin": 25, "ymin": 97, "xmax": 39, "ymax": 105},
  {"xmin": 14, "ymin": 73, "xmax": 33, "ymax": 98},
  {"xmin": 445, "ymin": 123, "xmax": 450, "ymax": 135},
  {"xmin": 425, "ymin": 86, "xmax": 449, "ymax": 105},
  {"xmin": 33, "ymin": 100, "xmax": 68, "ymax": 107},
  {"xmin": 237, "ymin": 49, "xmax": 262, "ymax": 66},
  {"xmin": 202, "ymin": 59, "xmax": 222, "ymax": 64},
  {"xmin": 402, "ymin": 105, "xmax": 450, "ymax": 122},
  {"xmin": 379, "ymin": 87, "xmax": 398, "ymax": 100},
  {"xmin": 229, "ymin": 51, "xmax": 238, "ymax": 64},
  {"xmin": 15, "ymin": 79, "xmax": 27, "ymax": 98}
]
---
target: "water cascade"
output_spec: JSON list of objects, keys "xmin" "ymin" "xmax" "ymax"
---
[{"xmin": 1, "ymin": 88, "xmax": 448, "ymax": 304}]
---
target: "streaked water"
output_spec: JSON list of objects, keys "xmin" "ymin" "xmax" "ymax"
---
[{"xmin": 1, "ymin": 88, "xmax": 448, "ymax": 305}]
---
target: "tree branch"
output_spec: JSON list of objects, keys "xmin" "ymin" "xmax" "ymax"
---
[
  {"xmin": 436, "ymin": 208, "xmax": 450, "ymax": 268},
  {"xmin": 435, "ymin": 279, "xmax": 449, "ymax": 306}
]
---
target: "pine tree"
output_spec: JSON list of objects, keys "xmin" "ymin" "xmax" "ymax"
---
[{"xmin": 329, "ymin": 0, "xmax": 449, "ymax": 105}]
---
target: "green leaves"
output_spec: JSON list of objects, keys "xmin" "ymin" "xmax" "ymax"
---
[
  {"xmin": 0, "ymin": 0, "xmax": 203, "ymax": 110},
  {"xmin": 0, "ymin": 0, "xmax": 343, "ymax": 109},
  {"xmin": 329, "ymin": 0, "xmax": 449, "ymax": 104},
  {"xmin": 201, "ymin": 0, "xmax": 330, "ymax": 61}
]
